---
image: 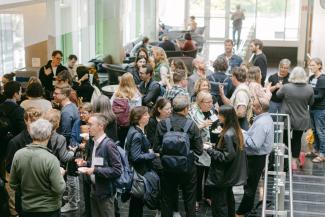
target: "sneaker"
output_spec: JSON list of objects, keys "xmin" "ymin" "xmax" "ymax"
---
[
  {"xmin": 155, "ymin": 210, "xmax": 161, "ymax": 217},
  {"xmin": 63, "ymin": 195, "xmax": 68, "ymax": 201},
  {"xmin": 61, "ymin": 203, "xmax": 78, "ymax": 213},
  {"xmin": 299, "ymin": 152, "xmax": 305, "ymax": 168},
  {"xmin": 291, "ymin": 159, "xmax": 298, "ymax": 171},
  {"xmin": 173, "ymin": 212, "xmax": 181, "ymax": 217}
]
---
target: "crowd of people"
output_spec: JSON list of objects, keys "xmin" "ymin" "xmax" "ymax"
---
[{"xmin": 0, "ymin": 37, "xmax": 324, "ymax": 217}]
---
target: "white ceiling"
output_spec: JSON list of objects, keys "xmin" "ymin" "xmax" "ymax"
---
[
  {"xmin": 0, "ymin": 0, "xmax": 31, "ymax": 6},
  {"xmin": 0, "ymin": 0, "xmax": 45, "ymax": 9}
]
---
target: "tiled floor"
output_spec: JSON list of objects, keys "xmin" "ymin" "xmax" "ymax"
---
[{"xmin": 62, "ymin": 155, "xmax": 325, "ymax": 217}]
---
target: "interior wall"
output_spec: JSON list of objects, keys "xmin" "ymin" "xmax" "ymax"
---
[
  {"xmin": 310, "ymin": 0, "xmax": 325, "ymax": 62},
  {"xmin": 1, "ymin": 2, "xmax": 48, "ymax": 67}
]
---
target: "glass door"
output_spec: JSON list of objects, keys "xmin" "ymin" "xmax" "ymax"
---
[
  {"xmin": 189, "ymin": 0, "xmax": 227, "ymax": 40},
  {"xmin": 209, "ymin": 0, "xmax": 226, "ymax": 39},
  {"xmin": 189, "ymin": 0, "xmax": 205, "ymax": 28}
]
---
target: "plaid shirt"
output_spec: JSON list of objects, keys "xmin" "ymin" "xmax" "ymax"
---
[{"xmin": 163, "ymin": 85, "xmax": 189, "ymax": 101}]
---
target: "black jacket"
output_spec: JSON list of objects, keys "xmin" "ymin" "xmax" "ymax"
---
[
  {"xmin": 206, "ymin": 127, "xmax": 247, "ymax": 187},
  {"xmin": 125, "ymin": 126, "xmax": 156, "ymax": 175},
  {"xmin": 159, "ymin": 40, "xmax": 176, "ymax": 51},
  {"xmin": 72, "ymin": 81, "xmax": 94, "ymax": 102},
  {"xmin": 6, "ymin": 129, "xmax": 31, "ymax": 173},
  {"xmin": 154, "ymin": 113, "xmax": 203, "ymax": 156},
  {"xmin": 145, "ymin": 117, "xmax": 158, "ymax": 146},
  {"xmin": 39, "ymin": 60, "xmax": 67, "ymax": 98},
  {"xmin": 310, "ymin": 74, "xmax": 325, "ymax": 110},
  {"xmin": 139, "ymin": 78, "xmax": 161, "ymax": 108},
  {"xmin": 0, "ymin": 100, "xmax": 25, "ymax": 136},
  {"xmin": 126, "ymin": 65, "xmax": 142, "ymax": 85},
  {"xmin": 252, "ymin": 53, "xmax": 267, "ymax": 86},
  {"xmin": 105, "ymin": 119, "xmax": 118, "ymax": 142}
]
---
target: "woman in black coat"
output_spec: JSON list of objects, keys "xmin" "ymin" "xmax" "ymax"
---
[
  {"xmin": 206, "ymin": 105, "xmax": 247, "ymax": 217},
  {"xmin": 125, "ymin": 106, "xmax": 159, "ymax": 217}
]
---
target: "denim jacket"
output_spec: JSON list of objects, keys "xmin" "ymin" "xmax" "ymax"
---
[{"xmin": 218, "ymin": 53, "xmax": 243, "ymax": 75}]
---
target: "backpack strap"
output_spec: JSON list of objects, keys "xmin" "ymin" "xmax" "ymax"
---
[
  {"xmin": 165, "ymin": 118, "xmax": 172, "ymax": 132},
  {"xmin": 182, "ymin": 119, "xmax": 192, "ymax": 134}
]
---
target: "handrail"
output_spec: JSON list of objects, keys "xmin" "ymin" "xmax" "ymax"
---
[{"xmin": 236, "ymin": 24, "xmax": 255, "ymax": 63}]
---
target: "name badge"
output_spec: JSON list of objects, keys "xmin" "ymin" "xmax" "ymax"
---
[
  {"xmin": 210, "ymin": 114, "xmax": 218, "ymax": 122},
  {"xmin": 93, "ymin": 157, "xmax": 104, "ymax": 166}
]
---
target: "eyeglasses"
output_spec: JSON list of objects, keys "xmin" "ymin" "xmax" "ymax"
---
[{"xmin": 202, "ymin": 100, "xmax": 213, "ymax": 104}]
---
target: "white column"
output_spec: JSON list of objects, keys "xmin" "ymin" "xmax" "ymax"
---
[
  {"xmin": 46, "ymin": 0, "xmax": 61, "ymax": 59},
  {"xmin": 97, "ymin": 0, "xmax": 124, "ymax": 63},
  {"xmin": 297, "ymin": 0, "xmax": 309, "ymax": 66},
  {"xmin": 142, "ymin": 0, "xmax": 158, "ymax": 41}
]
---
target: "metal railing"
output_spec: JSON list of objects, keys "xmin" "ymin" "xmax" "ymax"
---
[
  {"xmin": 236, "ymin": 24, "xmax": 255, "ymax": 63},
  {"xmin": 262, "ymin": 113, "xmax": 293, "ymax": 217}
]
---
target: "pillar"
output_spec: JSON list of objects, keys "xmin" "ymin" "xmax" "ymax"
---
[
  {"xmin": 142, "ymin": 0, "xmax": 158, "ymax": 41},
  {"xmin": 297, "ymin": 0, "xmax": 309, "ymax": 67},
  {"xmin": 96, "ymin": 0, "xmax": 124, "ymax": 64}
]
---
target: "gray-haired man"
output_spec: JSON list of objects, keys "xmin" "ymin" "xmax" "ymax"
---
[
  {"xmin": 76, "ymin": 114, "xmax": 122, "ymax": 217},
  {"xmin": 10, "ymin": 119, "xmax": 66, "ymax": 217},
  {"xmin": 154, "ymin": 95, "xmax": 203, "ymax": 217}
]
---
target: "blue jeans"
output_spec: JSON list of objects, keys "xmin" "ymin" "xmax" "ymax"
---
[
  {"xmin": 310, "ymin": 109, "xmax": 325, "ymax": 156},
  {"xmin": 269, "ymin": 101, "xmax": 282, "ymax": 122},
  {"xmin": 233, "ymin": 25, "xmax": 242, "ymax": 46}
]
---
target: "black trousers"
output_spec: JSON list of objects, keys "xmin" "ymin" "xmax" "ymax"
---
[
  {"xmin": 129, "ymin": 195, "xmax": 144, "ymax": 217},
  {"xmin": 82, "ymin": 174, "xmax": 92, "ymax": 217},
  {"xmin": 283, "ymin": 130, "xmax": 304, "ymax": 158},
  {"xmin": 196, "ymin": 166, "xmax": 210, "ymax": 201},
  {"xmin": 211, "ymin": 187, "xmax": 235, "ymax": 217},
  {"xmin": 21, "ymin": 209, "xmax": 60, "ymax": 217},
  {"xmin": 161, "ymin": 167, "xmax": 197, "ymax": 217},
  {"xmin": 236, "ymin": 155, "xmax": 266, "ymax": 215}
]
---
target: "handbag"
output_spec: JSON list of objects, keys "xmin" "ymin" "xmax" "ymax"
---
[
  {"xmin": 194, "ymin": 150, "xmax": 211, "ymax": 167},
  {"xmin": 130, "ymin": 169, "xmax": 145, "ymax": 199}
]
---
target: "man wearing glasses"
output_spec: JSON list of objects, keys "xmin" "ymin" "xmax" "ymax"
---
[{"xmin": 39, "ymin": 50, "xmax": 67, "ymax": 100}]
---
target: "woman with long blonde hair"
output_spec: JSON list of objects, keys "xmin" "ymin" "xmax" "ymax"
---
[
  {"xmin": 111, "ymin": 72, "xmax": 142, "ymax": 145},
  {"xmin": 112, "ymin": 72, "xmax": 142, "ymax": 108},
  {"xmin": 151, "ymin": 46, "xmax": 171, "ymax": 89}
]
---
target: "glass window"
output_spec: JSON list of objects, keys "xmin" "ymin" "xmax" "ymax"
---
[
  {"xmin": 285, "ymin": 0, "xmax": 300, "ymax": 40},
  {"xmin": 0, "ymin": 13, "xmax": 25, "ymax": 75},
  {"xmin": 210, "ymin": 0, "xmax": 225, "ymax": 38},
  {"xmin": 256, "ymin": 0, "xmax": 286, "ymax": 40},
  {"xmin": 229, "ymin": 1, "xmax": 256, "ymax": 42},
  {"xmin": 159, "ymin": 0, "xmax": 185, "ymax": 27},
  {"xmin": 57, "ymin": 0, "xmax": 95, "ymax": 64},
  {"xmin": 189, "ymin": 0, "xmax": 204, "ymax": 27}
]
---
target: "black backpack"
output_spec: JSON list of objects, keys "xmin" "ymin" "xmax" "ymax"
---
[{"xmin": 161, "ymin": 118, "xmax": 194, "ymax": 173}]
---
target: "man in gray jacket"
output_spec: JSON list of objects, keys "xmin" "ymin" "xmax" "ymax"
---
[{"xmin": 236, "ymin": 97, "xmax": 274, "ymax": 217}]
